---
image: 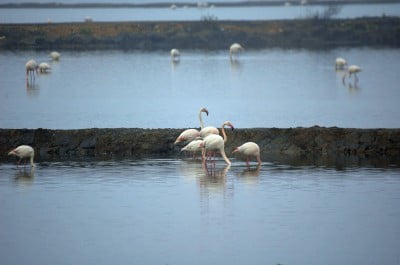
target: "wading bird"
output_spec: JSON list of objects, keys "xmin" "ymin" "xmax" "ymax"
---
[
  {"xmin": 174, "ymin": 107, "xmax": 209, "ymax": 144},
  {"xmin": 232, "ymin": 142, "xmax": 262, "ymax": 166},
  {"xmin": 343, "ymin": 65, "xmax": 362, "ymax": 83},
  {"xmin": 229, "ymin": 43, "xmax": 243, "ymax": 61},
  {"xmin": 335, "ymin": 57, "xmax": 347, "ymax": 70},
  {"xmin": 38, "ymin": 62, "xmax": 51, "ymax": 73},
  {"xmin": 170, "ymin": 48, "xmax": 180, "ymax": 62},
  {"xmin": 26, "ymin": 59, "xmax": 38, "ymax": 81},
  {"xmin": 181, "ymin": 138, "xmax": 204, "ymax": 159},
  {"xmin": 8, "ymin": 145, "xmax": 35, "ymax": 167},
  {"xmin": 201, "ymin": 121, "xmax": 234, "ymax": 165},
  {"xmin": 50, "ymin": 51, "xmax": 60, "ymax": 61}
]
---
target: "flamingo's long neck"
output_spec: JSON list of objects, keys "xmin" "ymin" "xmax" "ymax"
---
[
  {"xmin": 199, "ymin": 111, "xmax": 205, "ymax": 129},
  {"xmin": 220, "ymin": 148, "xmax": 231, "ymax": 165},
  {"xmin": 221, "ymin": 124, "xmax": 228, "ymax": 143}
]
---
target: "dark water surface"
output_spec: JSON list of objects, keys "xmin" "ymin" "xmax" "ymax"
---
[
  {"xmin": 0, "ymin": 3, "xmax": 399, "ymax": 23},
  {"xmin": 0, "ymin": 159, "xmax": 399, "ymax": 265},
  {"xmin": 1, "ymin": 48, "xmax": 400, "ymax": 129}
]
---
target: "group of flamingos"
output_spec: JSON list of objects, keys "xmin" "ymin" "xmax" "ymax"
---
[
  {"xmin": 335, "ymin": 57, "xmax": 362, "ymax": 84},
  {"xmin": 175, "ymin": 107, "xmax": 262, "ymax": 166},
  {"xmin": 25, "ymin": 51, "xmax": 60, "ymax": 83}
]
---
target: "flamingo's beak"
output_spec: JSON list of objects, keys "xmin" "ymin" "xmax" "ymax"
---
[{"xmin": 205, "ymin": 110, "xmax": 209, "ymax": 116}]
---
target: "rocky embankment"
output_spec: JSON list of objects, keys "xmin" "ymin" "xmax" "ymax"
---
[
  {"xmin": 1, "ymin": 127, "xmax": 399, "ymax": 166},
  {"xmin": 1, "ymin": 17, "xmax": 399, "ymax": 50}
]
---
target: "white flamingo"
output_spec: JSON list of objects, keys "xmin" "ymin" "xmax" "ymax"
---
[
  {"xmin": 170, "ymin": 48, "xmax": 180, "ymax": 62},
  {"xmin": 199, "ymin": 107, "xmax": 219, "ymax": 138},
  {"xmin": 50, "ymin": 51, "xmax": 60, "ymax": 61},
  {"xmin": 201, "ymin": 121, "xmax": 234, "ymax": 165},
  {"xmin": 181, "ymin": 138, "xmax": 204, "ymax": 159},
  {"xmin": 25, "ymin": 59, "xmax": 38, "ymax": 81},
  {"xmin": 233, "ymin": 142, "xmax": 262, "ymax": 166},
  {"xmin": 343, "ymin": 65, "xmax": 362, "ymax": 83},
  {"xmin": 229, "ymin": 43, "xmax": 243, "ymax": 61},
  {"xmin": 174, "ymin": 107, "xmax": 209, "ymax": 144},
  {"xmin": 335, "ymin": 57, "xmax": 347, "ymax": 70},
  {"xmin": 8, "ymin": 145, "xmax": 35, "ymax": 167},
  {"xmin": 38, "ymin": 62, "xmax": 51, "ymax": 73}
]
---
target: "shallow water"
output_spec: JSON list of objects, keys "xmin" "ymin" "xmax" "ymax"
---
[
  {"xmin": 0, "ymin": 3, "xmax": 399, "ymax": 23},
  {"xmin": 0, "ymin": 159, "xmax": 399, "ymax": 265},
  {"xmin": 1, "ymin": 48, "xmax": 400, "ymax": 129}
]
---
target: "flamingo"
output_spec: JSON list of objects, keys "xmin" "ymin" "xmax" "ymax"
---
[
  {"xmin": 26, "ymin": 59, "xmax": 38, "ymax": 81},
  {"xmin": 181, "ymin": 138, "xmax": 204, "ymax": 159},
  {"xmin": 343, "ymin": 65, "xmax": 362, "ymax": 83},
  {"xmin": 229, "ymin": 43, "xmax": 243, "ymax": 61},
  {"xmin": 8, "ymin": 145, "xmax": 35, "ymax": 167},
  {"xmin": 50, "ymin": 51, "xmax": 60, "ymax": 61},
  {"xmin": 201, "ymin": 121, "xmax": 234, "ymax": 165},
  {"xmin": 335, "ymin": 57, "xmax": 347, "ymax": 70},
  {"xmin": 170, "ymin": 48, "xmax": 180, "ymax": 62},
  {"xmin": 232, "ymin": 142, "xmax": 262, "ymax": 166},
  {"xmin": 38, "ymin": 62, "xmax": 51, "ymax": 73},
  {"xmin": 174, "ymin": 107, "xmax": 209, "ymax": 144}
]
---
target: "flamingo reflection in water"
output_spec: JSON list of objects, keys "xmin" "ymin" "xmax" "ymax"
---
[{"xmin": 14, "ymin": 167, "xmax": 35, "ymax": 187}]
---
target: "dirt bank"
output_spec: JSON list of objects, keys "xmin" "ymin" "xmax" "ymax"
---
[
  {"xmin": 1, "ymin": 17, "xmax": 399, "ymax": 50},
  {"xmin": 1, "ymin": 127, "xmax": 399, "ymax": 166}
]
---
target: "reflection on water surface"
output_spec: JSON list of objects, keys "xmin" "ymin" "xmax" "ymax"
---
[{"xmin": 0, "ymin": 159, "xmax": 399, "ymax": 265}]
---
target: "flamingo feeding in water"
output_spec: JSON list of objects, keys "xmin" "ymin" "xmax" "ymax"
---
[
  {"xmin": 50, "ymin": 51, "xmax": 60, "ymax": 61},
  {"xmin": 201, "ymin": 121, "xmax": 234, "ymax": 165},
  {"xmin": 335, "ymin": 57, "xmax": 347, "ymax": 70},
  {"xmin": 170, "ymin": 48, "xmax": 180, "ymax": 62},
  {"xmin": 233, "ymin": 142, "xmax": 262, "ymax": 166},
  {"xmin": 174, "ymin": 107, "xmax": 209, "ymax": 144},
  {"xmin": 343, "ymin": 65, "xmax": 362, "ymax": 83},
  {"xmin": 8, "ymin": 145, "xmax": 35, "ymax": 167},
  {"xmin": 38, "ymin": 62, "xmax": 51, "ymax": 73},
  {"xmin": 229, "ymin": 43, "xmax": 243, "ymax": 61},
  {"xmin": 25, "ymin": 59, "xmax": 38, "ymax": 81}
]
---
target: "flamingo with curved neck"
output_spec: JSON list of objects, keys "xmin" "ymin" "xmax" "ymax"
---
[
  {"xmin": 174, "ymin": 107, "xmax": 210, "ymax": 144},
  {"xmin": 201, "ymin": 121, "xmax": 234, "ymax": 165}
]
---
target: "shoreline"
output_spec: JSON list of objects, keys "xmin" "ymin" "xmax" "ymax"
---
[
  {"xmin": 1, "ymin": 0, "xmax": 400, "ymax": 9},
  {"xmin": 1, "ymin": 127, "xmax": 399, "ymax": 167},
  {"xmin": 1, "ymin": 17, "xmax": 399, "ymax": 50}
]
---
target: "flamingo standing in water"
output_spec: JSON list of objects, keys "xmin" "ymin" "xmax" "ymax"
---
[
  {"xmin": 229, "ymin": 43, "xmax": 243, "ymax": 61},
  {"xmin": 201, "ymin": 121, "xmax": 234, "ymax": 165},
  {"xmin": 50, "ymin": 51, "xmax": 60, "ymax": 61},
  {"xmin": 8, "ymin": 145, "xmax": 35, "ymax": 167},
  {"xmin": 171, "ymin": 48, "xmax": 180, "ymax": 62},
  {"xmin": 181, "ymin": 138, "xmax": 204, "ymax": 159},
  {"xmin": 26, "ymin": 59, "xmax": 38, "ymax": 81},
  {"xmin": 233, "ymin": 142, "xmax": 262, "ymax": 166},
  {"xmin": 335, "ymin": 57, "xmax": 347, "ymax": 70},
  {"xmin": 174, "ymin": 107, "xmax": 209, "ymax": 144},
  {"xmin": 38, "ymin": 62, "xmax": 51, "ymax": 73},
  {"xmin": 343, "ymin": 65, "xmax": 362, "ymax": 83}
]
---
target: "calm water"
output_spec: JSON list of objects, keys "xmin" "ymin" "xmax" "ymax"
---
[
  {"xmin": 1, "ymin": 48, "xmax": 400, "ymax": 129},
  {"xmin": 0, "ymin": 3, "xmax": 399, "ymax": 23},
  {"xmin": 0, "ymin": 159, "xmax": 399, "ymax": 265}
]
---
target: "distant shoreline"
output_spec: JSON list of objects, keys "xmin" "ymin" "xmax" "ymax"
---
[{"xmin": 1, "ymin": 0, "xmax": 400, "ymax": 8}]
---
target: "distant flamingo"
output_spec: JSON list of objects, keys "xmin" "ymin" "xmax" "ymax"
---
[
  {"xmin": 171, "ymin": 48, "xmax": 180, "ymax": 62},
  {"xmin": 233, "ymin": 142, "xmax": 262, "ymax": 166},
  {"xmin": 335, "ymin": 57, "xmax": 347, "ymax": 70},
  {"xmin": 26, "ymin": 59, "xmax": 38, "ymax": 81},
  {"xmin": 181, "ymin": 138, "xmax": 204, "ymax": 159},
  {"xmin": 229, "ymin": 43, "xmax": 243, "ymax": 61},
  {"xmin": 343, "ymin": 65, "xmax": 362, "ymax": 83},
  {"xmin": 174, "ymin": 107, "xmax": 209, "ymax": 144},
  {"xmin": 8, "ymin": 145, "xmax": 35, "ymax": 167},
  {"xmin": 50, "ymin": 51, "xmax": 60, "ymax": 61},
  {"xmin": 201, "ymin": 121, "xmax": 234, "ymax": 165},
  {"xmin": 38, "ymin": 62, "xmax": 51, "ymax": 73}
]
